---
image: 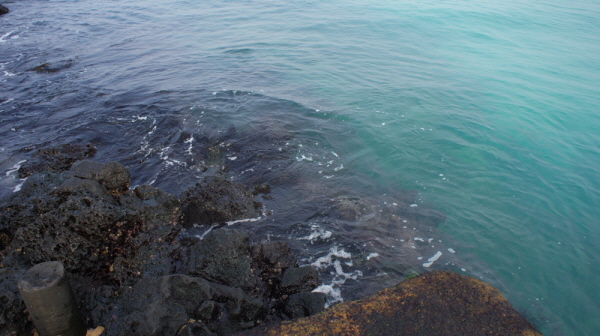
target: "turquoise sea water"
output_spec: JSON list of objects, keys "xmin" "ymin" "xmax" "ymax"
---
[{"xmin": 1, "ymin": 0, "xmax": 599, "ymax": 334}]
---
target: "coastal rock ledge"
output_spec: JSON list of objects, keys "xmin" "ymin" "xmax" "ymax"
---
[{"xmin": 241, "ymin": 270, "xmax": 543, "ymax": 336}]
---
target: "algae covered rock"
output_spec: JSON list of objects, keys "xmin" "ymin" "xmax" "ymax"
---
[{"xmin": 242, "ymin": 270, "xmax": 543, "ymax": 336}]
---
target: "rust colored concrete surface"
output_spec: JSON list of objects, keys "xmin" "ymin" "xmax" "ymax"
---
[{"xmin": 242, "ymin": 270, "xmax": 542, "ymax": 336}]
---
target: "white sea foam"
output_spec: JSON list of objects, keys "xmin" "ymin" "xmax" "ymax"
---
[
  {"xmin": 12, "ymin": 179, "xmax": 25, "ymax": 192},
  {"xmin": 185, "ymin": 135, "xmax": 194, "ymax": 155},
  {"xmin": 0, "ymin": 31, "xmax": 15, "ymax": 43},
  {"xmin": 196, "ymin": 224, "xmax": 218, "ymax": 240},
  {"xmin": 296, "ymin": 153, "xmax": 313, "ymax": 162},
  {"xmin": 299, "ymin": 226, "xmax": 332, "ymax": 243},
  {"xmin": 409, "ymin": 204, "xmax": 418, "ymax": 207},
  {"xmin": 448, "ymin": 248, "xmax": 456, "ymax": 253},
  {"xmin": 366, "ymin": 252, "xmax": 379, "ymax": 260},
  {"xmin": 414, "ymin": 237, "xmax": 425, "ymax": 242},
  {"xmin": 312, "ymin": 246, "xmax": 362, "ymax": 307},
  {"xmin": 226, "ymin": 215, "xmax": 263, "ymax": 225},
  {"xmin": 423, "ymin": 251, "xmax": 442, "ymax": 268},
  {"xmin": 5, "ymin": 160, "xmax": 26, "ymax": 177},
  {"xmin": 312, "ymin": 246, "xmax": 352, "ymax": 268}
]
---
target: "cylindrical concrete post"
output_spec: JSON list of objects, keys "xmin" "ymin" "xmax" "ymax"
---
[{"xmin": 18, "ymin": 261, "xmax": 86, "ymax": 336}]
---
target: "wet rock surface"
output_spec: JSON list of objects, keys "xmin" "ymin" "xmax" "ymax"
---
[
  {"xmin": 0, "ymin": 4, "xmax": 9, "ymax": 15},
  {"xmin": 0, "ymin": 159, "xmax": 323, "ymax": 335},
  {"xmin": 187, "ymin": 229, "xmax": 254, "ymax": 289},
  {"xmin": 240, "ymin": 270, "xmax": 544, "ymax": 336},
  {"xmin": 0, "ymin": 268, "xmax": 30, "ymax": 334},
  {"xmin": 180, "ymin": 176, "xmax": 263, "ymax": 228},
  {"xmin": 17, "ymin": 144, "xmax": 96, "ymax": 178}
]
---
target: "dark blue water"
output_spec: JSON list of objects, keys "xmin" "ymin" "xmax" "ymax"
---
[{"xmin": 2, "ymin": 1, "xmax": 600, "ymax": 334}]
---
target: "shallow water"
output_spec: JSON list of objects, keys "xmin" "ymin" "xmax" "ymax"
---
[{"xmin": 1, "ymin": 1, "xmax": 599, "ymax": 334}]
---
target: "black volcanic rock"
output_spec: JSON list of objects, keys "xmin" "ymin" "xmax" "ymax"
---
[
  {"xmin": 180, "ymin": 176, "xmax": 262, "ymax": 228},
  {"xmin": 17, "ymin": 144, "xmax": 96, "ymax": 178}
]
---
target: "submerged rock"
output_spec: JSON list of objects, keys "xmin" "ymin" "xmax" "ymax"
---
[
  {"xmin": 30, "ymin": 59, "xmax": 75, "ymax": 73},
  {"xmin": 241, "ymin": 270, "xmax": 543, "ymax": 336}
]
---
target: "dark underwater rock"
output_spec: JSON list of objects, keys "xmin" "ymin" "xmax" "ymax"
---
[
  {"xmin": 180, "ymin": 176, "xmax": 263, "ymax": 228},
  {"xmin": 17, "ymin": 143, "xmax": 96, "ymax": 178},
  {"xmin": 241, "ymin": 270, "xmax": 544, "ymax": 336},
  {"xmin": 0, "ymin": 4, "xmax": 9, "ymax": 15},
  {"xmin": 31, "ymin": 59, "xmax": 75, "ymax": 73}
]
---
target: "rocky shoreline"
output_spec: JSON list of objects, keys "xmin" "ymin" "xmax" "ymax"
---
[
  {"xmin": 0, "ymin": 144, "xmax": 542, "ymax": 335},
  {"xmin": 0, "ymin": 147, "xmax": 326, "ymax": 335}
]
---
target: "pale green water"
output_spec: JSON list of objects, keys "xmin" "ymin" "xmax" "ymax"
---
[
  {"xmin": 250, "ymin": 1, "xmax": 600, "ymax": 333},
  {"xmin": 1, "ymin": 0, "xmax": 599, "ymax": 334}
]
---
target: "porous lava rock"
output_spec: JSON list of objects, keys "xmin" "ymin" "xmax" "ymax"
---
[
  {"xmin": 17, "ymin": 144, "xmax": 96, "ymax": 178},
  {"xmin": 0, "ymin": 159, "xmax": 324, "ymax": 335},
  {"xmin": 70, "ymin": 160, "xmax": 130, "ymax": 193},
  {"xmin": 119, "ymin": 275, "xmax": 213, "ymax": 335},
  {"xmin": 283, "ymin": 292, "xmax": 327, "ymax": 319},
  {"xmin": 187, "ymin": 228, "xmax": 256, "ymax": 289},
  {"xmin": 240, "ymin": 270, "xmax": 544, "ymax": 336},
  {"xmin": 1, "ymin": 161, "xmax": 180, "ymax": 285},
  {"xmin": 180, "ymin": 176, "xmax": 263, "ymax": 228},
  {"xmin": 279, "ymin": 266, "xmax": 320, "ymax": 295},
  {"xmin": 0, "ymin": 268, "xmax": 31, "ymax": 334}
]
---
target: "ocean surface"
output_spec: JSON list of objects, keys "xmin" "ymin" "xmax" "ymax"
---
[{"xmin": 1, "ymin": 0, "xmax": 599, "ymax": 334}]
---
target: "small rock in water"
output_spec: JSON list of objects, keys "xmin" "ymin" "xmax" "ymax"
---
[{"xmin": 0, "ymin": 4, "xmax": 9, "ymax": 15}]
